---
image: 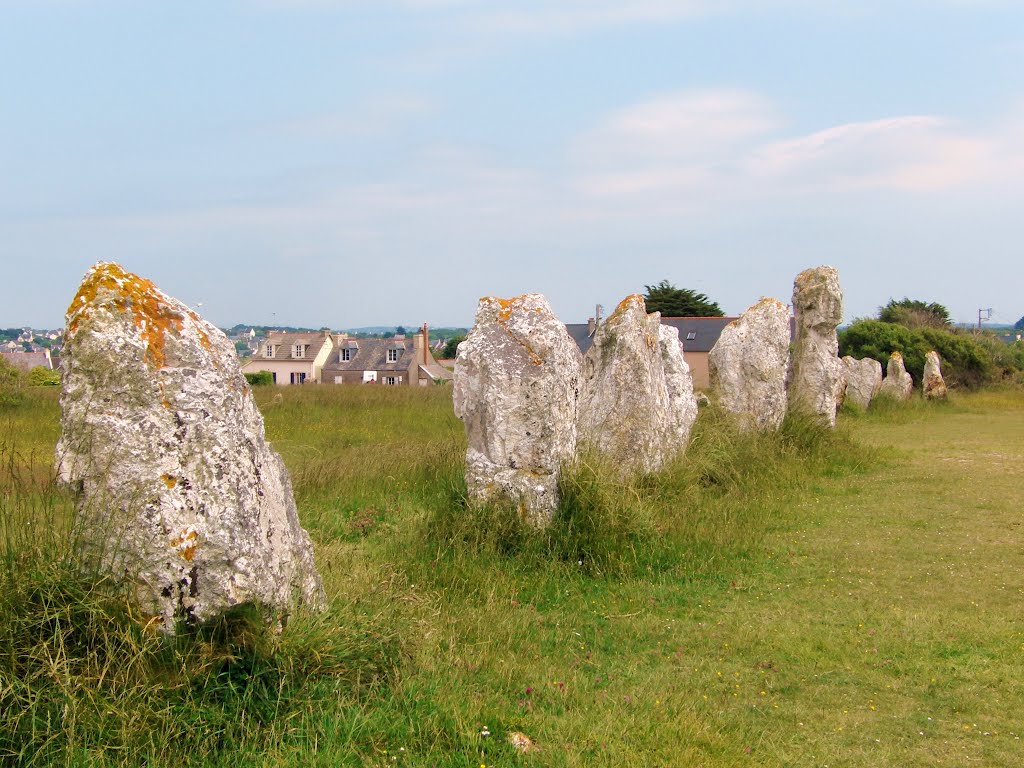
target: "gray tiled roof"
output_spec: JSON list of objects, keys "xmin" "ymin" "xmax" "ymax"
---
[
  {"xmin": 0, "ymin": 351, "xmax": 52, "ymax": 371},
  {"xmin": 566, "ymin": 316, "xmax": 739, "ymax": 355},
  {"xmin": 260, "ymin": 332, "xmax": 332, "ymax": 361},
  {"xmin": 323, "ymin": 338, "xmax": 416, "ymax": 372}
]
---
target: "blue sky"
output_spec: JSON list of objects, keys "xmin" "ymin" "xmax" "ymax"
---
[{"xmin": 2, "ymin": 0, "xmax": 1022, "ymax": 330}]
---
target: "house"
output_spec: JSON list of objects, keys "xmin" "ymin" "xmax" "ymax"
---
[
  {"xmin": 322, "ymin": 324, "xmax": 453, "ymax": 386},
  {"xmin": 0, "ymin": 349, "xmax": 53, "ymax": 372},
  {"xmin": 567, "ymin": 316, "xmax": 741, "ymax": 390},
  {"xmin": 240, "ymin": 331, "xmax": 334, "ymax": 385}
]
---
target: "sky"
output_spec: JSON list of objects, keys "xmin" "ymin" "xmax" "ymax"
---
[{"xmin": 2, "ymin": 0, "xmax": 1023, "ymax": 331}]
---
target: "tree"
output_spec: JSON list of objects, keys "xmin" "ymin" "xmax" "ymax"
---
[
  {"xmin": 878, "ymin": 298, "xmax": 951, "ymax": 329},
  {"xmin": 442, "ymin": 335, "xmax": 466, "ymax": 359},
  {"xmin": 1014, "ymin": 315, "xmax": 1024, "ymax": 331},
  {"xmin": 642, "ymin": 280, "xmax": 724, "ymax": 317}
]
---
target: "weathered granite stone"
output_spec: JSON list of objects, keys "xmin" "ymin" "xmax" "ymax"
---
[
  {"xmin": 841, "ymin": 356, "xmax": 883, "ymax": 410},
  {"xmin": 788, "ymin": 266, "xmax": 844, "ymax": 427},
  {"xmin": 708, "ymin": 297, "xmax": 790, "ymax": 431},
  {"xmin": 877, "ymin": 351, "xmax": 914, "ymax": 400},
  {"xmin": 922, "ymin": 350, "xmax": 948, "ymax": 400},
  {"xmin": 577, "ymin": 295, "xmax": 697, "ymax": 475},
  {"xmin": 57, "ymin": 263, "xmax": 324, "ymax": 633},
  {"xmin": 659, "ymin": 323, "xmax": 700, "ymax": 458},
  {"xmin": 453, "ymin": 293, "xmax": 582, "ymax": 526}
]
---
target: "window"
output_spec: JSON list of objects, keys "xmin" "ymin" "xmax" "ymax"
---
[
  {"xmin": 293, "ymin": 344, "xmax": 305, "ymax": 358},
  {"xmin": 290, "ymin": 372, "xmax": 306, "ymax": 385},
  {"xmin": 387, "ymin": 348, "xmax": 400, "ymax": 362},
  {"xmin": 385, "ymin": 376, "xmax": 397, "ymax": 386},
  {"xmin": 333, "ymin": 376, "xmax": 343, "ymax": 384},
  {"xmin": 685, "ymin": 331, "xmax": 697, "ymax": 341},
  {"xmin": 264, "ymin": 344, "xmax": 274, "ymax": 358},
  {"xmin": 341, "ymin": 349, "xmax": 352, "ymax": 361}
]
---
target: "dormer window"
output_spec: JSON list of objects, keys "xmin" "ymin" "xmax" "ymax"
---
[
  {"xmin": 264, "ymin": 344, "xmax": 275, "ymax": 358},
  {"xmin": 293, "ymin": 344, "xmax": 305, "ymax": 358},
  {"xmin": 341, "ymin": 348, "xmax": 352, "ymax": 361},
  {"xmin": 387, "ymin": 348, "xmax": 400, "ymax": 362}
]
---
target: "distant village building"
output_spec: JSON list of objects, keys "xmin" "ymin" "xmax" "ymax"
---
[
  {"xmin": 240, "ymin": 331, "xmax": 334, "ymax": 385},
  {"xmin": 240, "ymin": 324, "xmax": 451, "ymax": 386},
  {"xmin": 323, "ymin": 324, "xmax": 451, "ymax": 386},
  {"xmin": 1, "ymin": 349, "xmax": 53, "ymax": 371}
]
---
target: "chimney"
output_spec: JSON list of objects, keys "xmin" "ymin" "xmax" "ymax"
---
[
  {"xmin": 421, "ymin": 323, "xmax": 429, "ymax": 364},
  {"xmin": 587, "ymin": 317, "xmax": 595, "ymax": 336}
]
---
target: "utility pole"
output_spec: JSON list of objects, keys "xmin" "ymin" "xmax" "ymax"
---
[{"xmin": 977, "ymin": 307, "xmax": 992, "ymax": 332}]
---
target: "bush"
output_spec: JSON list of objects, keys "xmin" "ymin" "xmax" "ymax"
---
[
  {"xmin": 839, "ymin": 320, "xmax": 1009, "ymax": 388},
  {"xmin": 0, "ymin": 357, "xmax": 24, "ymax": 407},
  {"xmin": 244, "ymin": 371, "xmax": 274, "ymax": 386},
  {"xmin": 28, "ymin": 366, "xmax": 60, "ymax": 387}
]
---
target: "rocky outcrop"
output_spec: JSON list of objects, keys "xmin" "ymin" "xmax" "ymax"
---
[
  {"xmin": 577, "ymin": 295, "xmax": 697, "ymax": 475},
  {"xmin": 453, "ymin": 294, "xmax": 582, "ymax": 526},
  {"xmin": 877, "ymin": 351, "xmax": 914, "ymax": 400},
  {"xmin": 788, "ymin": 266, "xmax": 844, "ymax": 427},
  {"xmin": 708, "ymin": 297, "xmax": 790, "ymax": 431},
  {"xmin": 923, "ymin": 350, "xmax": 948, "ymax": 400},
  {"xmin": 57, "ymin": 262, "xmax": 324, "ymax": 633},
  {"xmin": 841, "ymin": 356, "xmax": 883, "ymax": 410}
]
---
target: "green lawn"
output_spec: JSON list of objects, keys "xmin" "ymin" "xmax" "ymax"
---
[{"xmin": 1, "ymin": 385, "xmax": 1022, "ymax": 766}]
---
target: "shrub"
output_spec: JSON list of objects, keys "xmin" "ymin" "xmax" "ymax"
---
[
  {"xmin": 0, "ymin": 356, "xmax": 24, "ymax": 407},
  {"xmin": 839, "ymin": 320, "xmax": 1007, "ymax": 388},
  {"xmin": 28, "ymin": 366, "xmax": 60, "ymax": 387},
  {"xmin": 244, "ymin": 371, "xmax": 274, "ymax": 386}
]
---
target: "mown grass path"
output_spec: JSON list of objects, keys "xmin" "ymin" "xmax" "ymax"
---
[{"xmin": 655, "ymin": 394, "xmax": 1024, "ymax": 767}]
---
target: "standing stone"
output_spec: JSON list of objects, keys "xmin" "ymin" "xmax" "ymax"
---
[
  {"xmin": 841, "ymin": 356, "xmax": 883, "ymax": 410},
  {"xmin": 708, "ymin": 297, "xmax": 790, "ymax": 431},
  {"xmin": 877, "ymin": 351, "xmax": 914, "ymax": 400},
  {"xmin": 788, "ymin": 266, "xmax": 844, "ymax": 427},
  {"xmin": 922, "ymin": 350, "xmax": 948, "ymax": 400},
  {"xmin": 577, "ymin": 295, "xmax": 697, "ymax": 475},
  {"xmin": 659, "ymin": 323, "xmax": 700, "ymax": 458},
  {"xmin": 453, "ymin": 294, "xmax": 582, "ymax": 526},
  {"xmin": 57, "ymin": 262, "xmax": 324, "ymax": 633}
]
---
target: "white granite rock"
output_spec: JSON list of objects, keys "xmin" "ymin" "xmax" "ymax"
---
[
  {"xmin": 453, "ymin": 294, "xmax": 582, "ymax": 526},
  {"xmin": 922, "ymin": 350, "xmax": 948, "ymax": 400},
  {"xmin": 577, "ymin": 295, "xmax": 697, "ymax": 475},
  {"xmin": 708, "ymin": 297, "xmax": 790, "ymax": 431},
  {"xmin": 841, "ymin": 356, "xmax": 883, "ymax": 410},
  {"xmin": 57, "ymin": 263, "xmax": 324, "ymax": 633},
  {"xmin": 659, "ymin": 323, "xmax": 700, "ymax": 459},
  {"xmin": 877, "ymin": 351, "xmax": 915, "ymax": 400},
  {"xmin": 788, "ymin": 266, "xmax": 844, "ymax": 427}
]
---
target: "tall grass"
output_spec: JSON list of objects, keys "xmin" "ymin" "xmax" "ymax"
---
[{"xmin": 0, "ymin": 399, "xmax": 403, "ymax": 767}]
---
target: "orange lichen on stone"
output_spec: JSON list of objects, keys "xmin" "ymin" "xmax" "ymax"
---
[
  {"xmin": 160, "ymin": 474, "xmax": 177, "ymax": 489},
  {"xmin": 480, "ymin": 295, "xmax": 545, "ymax": 365},
  {"xmin": 611, "ymin": 294, "xmax": 644, "ymax": 320},
  {"xmin": 172, "ymin": 527, "xmax": 199, "ymax": 562},
  {"xmin": 66, "ymin": 262, "xmax": 212, "ymax": 370}
]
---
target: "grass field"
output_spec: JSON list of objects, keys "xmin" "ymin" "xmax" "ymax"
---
[{"xmin": 1, "ymin": 384, "xmax": 1022, "ymax": 766}]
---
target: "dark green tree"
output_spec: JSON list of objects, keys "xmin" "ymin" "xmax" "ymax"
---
[
  {"xmin": 442, "ymin": 335, "xmax": 466, "ymax": 359},
  {"xmin": 878, "ymin": 298, "xmax": 952, "ymax": 329},
  {"xmin": 642, "ymin": 280, "xmax": 724, "ymax": 317}
]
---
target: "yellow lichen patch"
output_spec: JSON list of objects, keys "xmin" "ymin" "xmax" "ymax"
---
[
  {"xmin": 160, "ymin": 474, "xmax": 177, "ymax": 489},
  {"xmin": 480, "ymin": 295, "xmax": 545, "ymax": 365},
  {"xmin": 611, "ymin": 294, "xmax": 644, "ymax": 320},
  {"xmin": 172, "ymin": 526, "xmax": 199, "ymax": 562},
  {"xmin": 66, "ymin": 262, "xmax": 198, "ymax": 370}
]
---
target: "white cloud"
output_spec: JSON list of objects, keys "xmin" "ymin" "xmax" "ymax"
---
[{"xmin": 570, "ymin": 89, "xmax": 1014, "ymax": 205}]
